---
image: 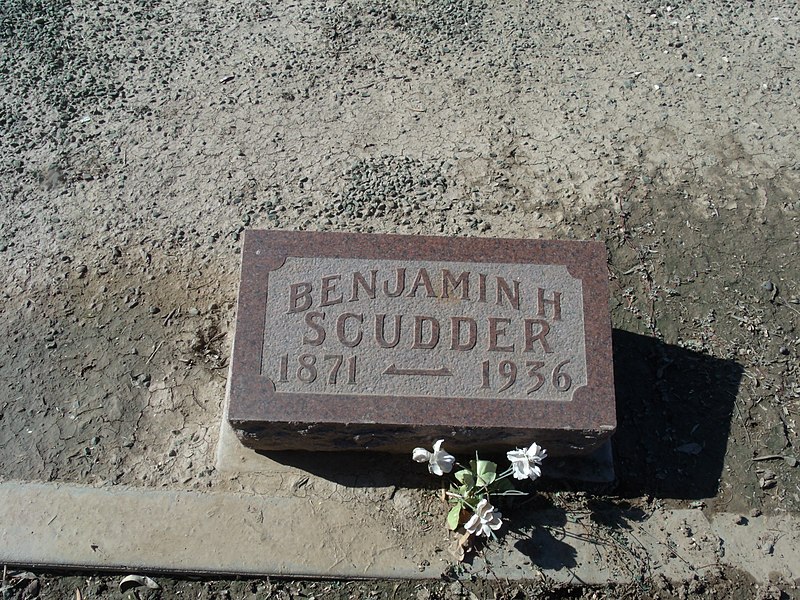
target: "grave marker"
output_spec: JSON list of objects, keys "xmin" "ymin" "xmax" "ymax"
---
[{"xmin": 227, "ymin": 231, "xmax": 615, "ymax": 454}]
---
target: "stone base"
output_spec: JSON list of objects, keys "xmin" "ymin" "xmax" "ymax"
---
[{"xmin": 219, "ymin": 380, "xmax": 615, "ymax": 484}]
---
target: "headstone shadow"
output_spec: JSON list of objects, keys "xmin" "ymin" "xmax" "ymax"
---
[
  {"xmin": 611, "ymin": 329, "xmax": 743, "ymax": 500},
  {"xmin": 256, "ymin": 329, "xmax": 742, "ymax": 500},
  {"xmin": 254, "ymin": 448, "xmax": 437, "ymax": 489}
]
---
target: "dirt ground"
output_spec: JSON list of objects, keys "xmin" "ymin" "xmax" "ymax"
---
[{"xmin": 1, "ymin": 0, "xmax": 798, "ymax": 597}]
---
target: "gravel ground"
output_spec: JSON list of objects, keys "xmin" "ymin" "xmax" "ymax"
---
[{"xmin": 1, "ymin": 0, "xmax": 799, "ymax": 597}]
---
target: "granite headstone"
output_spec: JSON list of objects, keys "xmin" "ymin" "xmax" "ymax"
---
[{"xmin": 227, "ymin": 231, "xmax": 615, "ymax": 455}]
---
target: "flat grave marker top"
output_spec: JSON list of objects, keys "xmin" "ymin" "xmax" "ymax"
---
[{"xmin": 228, "ymin": 231, "xmax": 615, "ymax": 455}]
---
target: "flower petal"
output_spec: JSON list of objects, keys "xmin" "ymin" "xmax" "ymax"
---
[
  {"xmin": 433, "ymin": 452, "xmax": 455, "ymax": 474},
  {"xmin": 464, "ymin": 513, "xmax": 481, "ymax": 535},
  {"xmin": 507, "ymin": 449, "xmax": 525, "ymax": 462},
  {"xmin": 510, "ymin": 465, "xmax": 527, "ymax": 480},
  {"xmin": 412, "ymin": 448, "xmax": 431, "ymax": 463},
  {"xmin": 474, "ymin": 498, "xmax": 489, "ymax": 515},
  {"xmin": 526, "ymin": 443, "xmax": 547, "ymax": 463}
]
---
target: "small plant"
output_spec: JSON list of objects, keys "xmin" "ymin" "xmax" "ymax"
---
[{"xmin": 412, "ymin": 439, "xmax": 547, "ymax": 555}]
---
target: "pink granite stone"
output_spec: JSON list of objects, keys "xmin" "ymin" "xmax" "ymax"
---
[{"xmin": 227, "ymin": 231, "xmax": 615, "ymax": 455}]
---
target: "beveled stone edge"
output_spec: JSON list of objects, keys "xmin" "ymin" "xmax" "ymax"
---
[{"xmin": 228, "ymin": 231, "xmax": 616, "ymax": 453}]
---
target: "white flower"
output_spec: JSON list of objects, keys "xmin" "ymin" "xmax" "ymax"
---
[
  {"xmin": 464, "ymin": 498, "xmax": 503, "ymax": 537},
  {"xmin": 507, "ymin": 442, "xmax": 547, "ymax": 481},
  {"xmin": 412, "ymin": 439, "xmax": 455, "ymax": 476}
]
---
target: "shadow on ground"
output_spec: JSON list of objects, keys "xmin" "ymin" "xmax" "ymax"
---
[
  {"xmin": 256, "ymin": 449, "xmax": 436, "ymax": 489},
  {"xmin": 611, "ymin": 329, "xmax": 743, "ymax": 500},
  {"xmin": 259, "ymin": 329, "xmax": 742, "ymax": 499}
]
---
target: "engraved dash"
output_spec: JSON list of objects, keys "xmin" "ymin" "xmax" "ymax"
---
[{"xmin": 383, "ymin": 364, "xmax": 453, "ymax": 377}]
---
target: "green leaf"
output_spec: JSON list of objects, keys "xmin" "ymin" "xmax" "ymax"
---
[
  {"xmin": 475, "ymin": 460, "xmax": 497, "ymax": 486},
  {"xmin": 455, "ymin": 469, "xmax": 475, "ymax": 488},
  {"xmin": 447, "ymin": 504, "xmax": 462, "ymax": 530},
  {"xmin": 476, "ymin": 460, "xmax": 497, "ymax": 476}
]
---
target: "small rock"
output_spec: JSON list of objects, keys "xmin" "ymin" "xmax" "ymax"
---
[
  {"xmin": 750, "ymin": 508, "xmax": 762, "ymax": 518},
  {"xmin": 676, "ymin": 442, "xmax": 702, "ymax": 455},
  {"xmin": 759, "ymin": 476, "xmax": 776, "ymax": 490},
  {"xmin": 149, "ymin": 306, "xmax": 161, "ymax": 314},
  {"xmin": 23, "ymin": 579, "xmax": 39, "ymax": 598},
  {"xmin": 188, "ymin": 307, "xmax": 200, "ymax": 316}
]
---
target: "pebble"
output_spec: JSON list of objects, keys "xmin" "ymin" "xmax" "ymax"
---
[
  {"xmin": 327, "ymin": 156, "xmax": 448, "ymax": 224},
  {"xmin": 188, "ymin": 307, "xmax": 200, "ymax": 316},
  {"xmin": 149, "ymin": 306, "xmax": 161, "ymax": 314},
  {"xmin": 761, "ymin": 280, "xmax": 774, "ymax": 292}
]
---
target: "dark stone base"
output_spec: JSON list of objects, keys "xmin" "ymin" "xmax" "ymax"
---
[
  {"xmin": 230, "ymin": 419, "xmax": 614, "ymax": 457},
  {"xmin": 544, "ymin": 441, "xmax": 615, "ymax": 484}
]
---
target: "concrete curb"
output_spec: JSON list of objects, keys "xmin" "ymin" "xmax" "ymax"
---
[{"xmin": 1, "ymin": 481, "xmax": 797, "ymax": 585}]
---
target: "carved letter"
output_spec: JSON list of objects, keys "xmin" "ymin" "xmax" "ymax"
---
[
  {"xmin": 537, "ymin": 288, "xmax": 562, "ymax": 321},
  {"xmin": 350, "ymin": 270, "xmax": 377, "ymax": 301},
  {"xmin": 303, "ymin": 312, "xmax": 326, "ymax": 345},
  {"xmin": 375, "ymin": 314, "xmax": 402, "ymax": 348},
  {"xmin": 288, "ymin": 282, "xmax": 312, "ymax": 313},
  {"xmin": 336, "ymin": 312, "xmax": 363, "ymax": 348},
  {"xmin": 478, "ymin": 273, "xmax": 487, "ymax": 303},
  {"xmin": 384, "ymin": 268, "xmax": 406, "ymax": 297},
  {"xmin": 524, "ymin": 318, "xmax": 553, "ymax": 353},
  {"xmin": 488, "ymin": 317, "xmax": 514, "ymax": 352},
  {"xmin": 442, "ymin": 270, "xmax": 470, "ymax": 300},
  {"xmin": 450, "ymin": 316, "xmax": 477, "ymax": 351},
  {"xmin": 412, "ymin": 316, "xmax": 440, "ymax": 349},
  {"xmin": 321, "ymin": 274, "xmax": 343, "ymax": 307},
  {"xmin": 496, "ymin": 277, "xmax": 520, "ymax": 310},
  {"xmin": 407, "ymin": 268, "xmax": 436, "ymax": 298}
]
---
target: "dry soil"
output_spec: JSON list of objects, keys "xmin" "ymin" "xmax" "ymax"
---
[{"xmin": 1, "ymin": 0, "xmax": 798, "ymax": 597}]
